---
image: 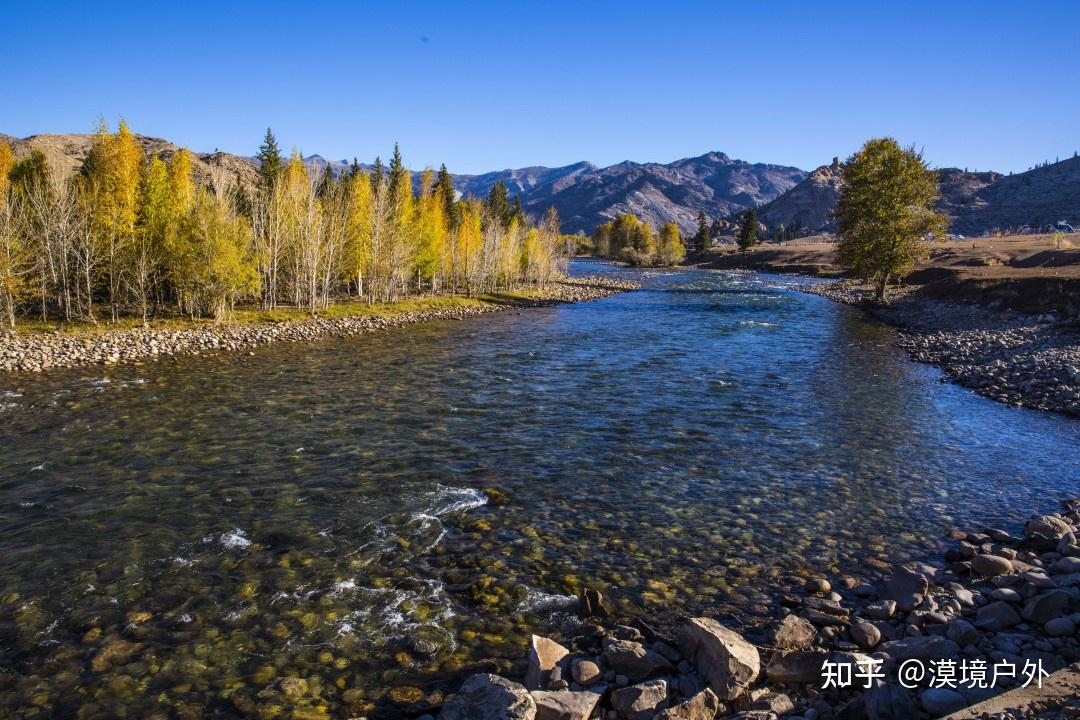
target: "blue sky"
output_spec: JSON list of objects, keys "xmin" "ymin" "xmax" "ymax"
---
[{"xmin": 3, "ymin": 1, "xmax": 1077, "ymax": 174}]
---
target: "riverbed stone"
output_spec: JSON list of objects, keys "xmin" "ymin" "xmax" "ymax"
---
[
  {"xmin": 530, "ymin": 689, "xmax": 601, "ymax": 720},
  {"xmin": 971, "ymin": 554, "xmax": 1013, "ymax": 576},
  {"xmin": 849, "ymin": 621, "xmax": 881, "ymax": 651},
  {"xmin": 863, "ymin": 600, "xmax": 896, "ymax": 621},
  {"xmin": 439, "ymin": 674, "xmax": 536, "ymax": 720},
  {"xmin": 865, "ymin": 683, "xmax": 917, "ymax": 720},
  {"xmin": 919, "ymin": 687, "xmax": 967, "ymax": 717},
  {"xmin": 526, "ymin": 635, "xmax": 570, "ymax": 690},
  {"xmin": 570, "ymin": 659, "xmax": 600, "ymax": 687},
  {"xmin": 678, "ymin": 618, "xmax": 760, "ymax": 700},
  {"xmin": 946, "ymin": 619, "xmax": 982, "ymax": 646},
  {"xmin": 610, "ymin": 679, "xmax": 668, "ymax": 720},
  {"xmin": 1025, "ymin": 515, "xmax": 1073, "ymax": 542},
  {"xmin": 1052, "ymin": 557, "xmax": 1080, "ymax": 575},
  {"xmin": 602, "ymin": 639, "xmax": 674, "ymax": 682},
  {"xmin": 975, "ymin": 601, "xmax": 1021, "ymax": 631},
  {"xmin": 1021, "ymin": 589, "xmax": 1072, "ymax": 624},
  {"xmin": 768, "ymin": 615, "xmax": 815, "ymax": 650},
  {"xmin": 1044, "ymin": 617, "xmax": 1075, "ymax": 640},
  {"xmin": 885, "ymin": 567, "xmax": 927, "ymax": 612},
  {"xmin": 655, "ymin": 688, "xmax": 721, "ymax": 720}
]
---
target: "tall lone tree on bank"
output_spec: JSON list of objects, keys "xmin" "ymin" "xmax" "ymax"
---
[
  {"xmin": 737, "ymin": 208, "xmax": 758, "ymax": 251},
  {"xmin": 694, "ymin": 210, "xmax": 709, "ymax": 252},
  {"xmin": 835, "ymin": 138, "xmax": 947, "ymax": 302}
]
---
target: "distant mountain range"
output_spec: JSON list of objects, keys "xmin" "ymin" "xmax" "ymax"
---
[
  {"xmin": 302, "ymin": 151, "xmax": 807, "ymax": 235},
  {"xmin": 3, "ymin": 132, "xmax": 1077, "ymax": 237}
]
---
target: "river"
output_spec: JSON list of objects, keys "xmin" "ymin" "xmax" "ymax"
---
[{"xmin": 1, "ymin": 262, "xmax": 1077, "ymax": 717}]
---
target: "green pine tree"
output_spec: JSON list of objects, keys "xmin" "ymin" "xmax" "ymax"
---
[
  {"xmin": 694, "ymin": 209, "xmax": 709, "ymax": 252},
  {"xmin": 388, "ymin": 143, "xmax": 406, "ymax": 200},
  {"xmin": 486, "ymin": 181, "xmax": 510, "ymax": 229},
  {"xmin": 371, "ymin": 156, "xmax": 383, "ymax": 196},
  {"xmin": 737, "ymin": 208, "xmax": 758, "ymax": 252},
  {"xmin": 256, "ymin": 128, "xmax": 282, "ymax": 191},
  {"xmin": 436, "ymin": 164, "xmax": 457, "ymax": 230}
]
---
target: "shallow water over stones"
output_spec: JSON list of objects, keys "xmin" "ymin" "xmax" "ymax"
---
[{"xmin": 0, "ymin": 263, "xmax": 1078, "ymax": 717}]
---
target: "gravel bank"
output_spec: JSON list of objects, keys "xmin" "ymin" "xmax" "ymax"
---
[
  {"xmin": 803, "ymin": 280, "xmax": 1080, "ymax": 417},
  {"xmin": 0, "ymin": 276, "xmax": 640, "ymax": 375},
  {"xmin": 435, "ymin": 500, "xmax": 1080, "ymax": 720}
]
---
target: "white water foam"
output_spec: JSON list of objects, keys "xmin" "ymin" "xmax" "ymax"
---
[{"xmin": 219, "ymin": 529, "xmax": 251, "ymax": 549}]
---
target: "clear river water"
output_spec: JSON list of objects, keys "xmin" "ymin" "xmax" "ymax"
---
[{"xmin": 1, "ymin": 263, "xmax": 1078, "ymax": 718}]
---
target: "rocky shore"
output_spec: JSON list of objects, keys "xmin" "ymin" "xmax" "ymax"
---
[
  {"xmin": 0, "ymin": 277, "xmax": 639, "ymax": 375},
  {"xmin": 802, "ymin": 280, "xmax": 1080, "ymax": 417},
  {"xmin": 434, "ymin": 500, "xmax": 1080, "ymax": 720}
]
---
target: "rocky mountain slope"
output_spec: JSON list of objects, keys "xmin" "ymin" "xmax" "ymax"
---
[
  {"xmin": 755, "ymin": 158, "xmax": 844, "ymax": 234},
  {"xmin": 0, "ymin": 133, "xmax": 259, "ymax": 189},
  {"xmin": 306, "ymin": 152, "xmax": 808, "ymax": 235},
  {"xmin": 755, "ymin": 157, "xmax": 1078, "ymax": 237}
]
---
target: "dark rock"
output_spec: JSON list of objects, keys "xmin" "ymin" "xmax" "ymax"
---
[
  {"xmin": 610, "ymin": 679, "xmax": 669, "ymax": 720},
  {"xmin": 602, "ymin": 639, "xmax": 674, "ymax": 682},
  {"xmin": 885, "ymin": 567, "xmax": 927, "ymax": 612}
]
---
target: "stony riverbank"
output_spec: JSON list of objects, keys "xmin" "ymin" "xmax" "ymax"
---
[
  {"xmin": 802, "ymin": 280, "xmax": 1080, "ymax": 417},
  {"xmin": 0, "ymin": 277, "xmax": 639, "ymax": 375},
  {"xmin": 434, "ymin": 500, "xmax": 1080, "ymax": 720}
]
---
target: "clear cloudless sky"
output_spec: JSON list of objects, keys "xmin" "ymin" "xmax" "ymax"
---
[{"xmin": 3, "ymin": 0, "xmax": 1078, "ymax": 174}]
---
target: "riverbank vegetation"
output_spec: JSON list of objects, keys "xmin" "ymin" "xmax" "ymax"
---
[
  {"xmin": 0, "ymin": 122, "xmax": 572, "ymax": 329},
  {"xmin": 588, "ymin": 213, "xmax": 685, "ymax": 266}
]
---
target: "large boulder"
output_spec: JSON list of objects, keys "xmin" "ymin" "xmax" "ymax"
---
[
  {"xmin": 525, "ymin": 635, "xmax": 570, "ymax": 690},
  {"xmin": 678, "ymin": 618, "xmax": 760, "ymax": 700},
  {"xmin": 611, "ymin": 679, "xmax": 669, "ymax": 720},
  {"xmin": 656, "ymin": 688, "xmax": 721, "ymax": 720},
  {"xmin": 440, "ymin": 674, "xmax": 537, "ymax": 720},
  {"xmin": 602, "ymin": 638, "xmax": 674, "ymax": 682},
  {"xmin": 530, "ymin": 690, "xmax": 601, "ymax": 720}
]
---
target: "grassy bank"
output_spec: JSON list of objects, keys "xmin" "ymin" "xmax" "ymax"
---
[{"xmin": 9, "ymin": 288, "xmax": 563, "ymax": 337}]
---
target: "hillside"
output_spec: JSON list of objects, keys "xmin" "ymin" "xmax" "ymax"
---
[
  {"xmin": 0, "ymin": 133, "xmax": 259, "ymax": 190},
  {"xmin": 755, "ymin": 158, "xmax": 844, "ymax": 233},
  {"xmin": 754, "ymin": 157, "xmax": 1078, "ymax": 237}
]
